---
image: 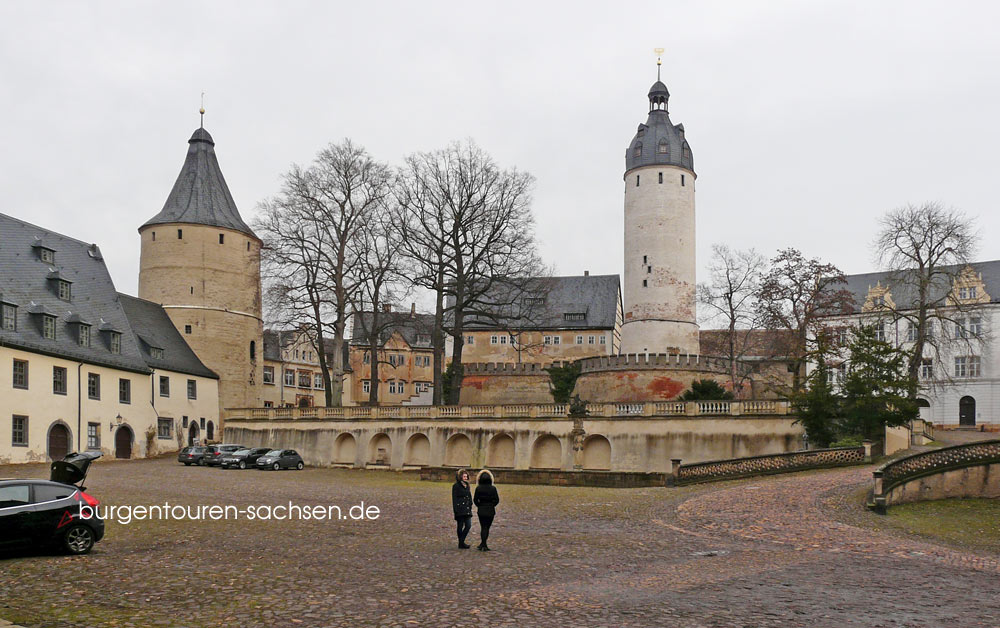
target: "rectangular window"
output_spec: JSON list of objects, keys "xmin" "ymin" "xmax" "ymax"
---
[
  {"xmin": 314, "ymin": 373, "xmax": 323, "ymax": 389},
  {"xmin": 200, "ymin": 417, "xmax": 205, "ymax": 429},
  {"xmin": 150, "ymin": 347, "xmax": 164, "ymax": 359},
  {"xmin": 576, "ymin": 335, "xmax": 583, "ymax": 344},
  {"xmin": 57, "ymin": 280, "xmax": 71, "ymax": 301},
  {"xmin": 969, "ymin": 356, "xmax": 982, "ymax": 377},
  {"xmin": 920, "ymin": 358, "xmax": 933, "ymax": 379},
  {"xmin": 954, "ymin": 356, "xmax": 967, "ymax": 378},
  {"xmin": 263, "ymin": 366, "xmax": 274, "ymax": 384},
  {"xmin": 79, "ymin": 324, "xmax": 90, "ymax": 347},
  {"xmin": 600, "ymin": 335, "xmax": 607, "ymax": 345},
  {"xmin": 490, "ymin": 335, "xmax": 498, "ymax": 345},
  {"xmin": 398, "ymin": 382, "xmax": 406, "ymax": 395},
  {"xmin": 182, "ymin": 416, "xmax": 188, "ymax": 428},
  {"xmin": 499, "ymin": 335, "xmax": 508, "ymax": 345},
  {"xmin": 636, "ymin": 175, "xmax": 640, "ymax": 187},
  {"xmin": 465, "ymin": 335, "xmax": 474, "ymax": 345},
  {"xmin": 119, "ymin": 378, "xmax": 131, "ymax": 404},
  {"xmin": 969, "ymin": 317, "xmax": 982, "ymax": 336},
  {"xmin": 906, "ymin": 323, "xmax": 917, "ymax": 342},
  {"xmin": 110, "ymin": 331, "xmax": 121, "ymax": 354},
  {"xmin": 40, "ymin": 248, "xmax": 54, "ymax": 263},
  {"xmin": 184, "ymin": 325, "xmax": 192, "ymax": 334},
  {"xmin": 2, "ymin": 303, "xmax": 16, "ymax": 330},
  {"xmin": 298, "ymin": 372, "xmax": 311, "ymax": 388},
  {"xmin": 837, "ymin": 363, "xmax": 846, "ymax": 383},
  {"xmin": 643, "ymin": 255, "xmax": 647, "ymax": 264},
  {"xmin": 88, "ymin": 373, "xmax": 100, "ymax": 399},
  {"xmin": 552, "ymin": 335, "xmax": 561, "ymax": 345},
  {"xmin": 362, "ymin": 380, "xmax": 371, "ymax": 394},
  {"xmin": 52, "ymin": 366, "xmax": 67, "ymax": 395},
  {"xmin": 544, "ymin": 336, "xmax": 552, "ymax": 345},
  {"xmin": 563, "ymin": 313, "xmax": 586, "ymax": 321},
  {"xmin": 588, "ymin": 335, "xmax": 596, "ymax": 345},
  {"xmin": 157, "ymin": 418, "xmax": 172, "ymax": 439},
  {"xmin": 874, "ymin": 322, "xmax": 886, "ymax": 342},
  {"xmin": 263, "ymin": 401, "xmax": 273, "ymax": 408},
  {"xmin": 219, "ymin": 234, "xmax": 225, "ymax": 244},
  {"xmin": 187, "ymin": 379, "xmax": 197, "ymax": 399},
  {"xmin": 159, "ymin": 375, "xmax": 170, "ymax": 397},
  {"xmin": 642, "ymin": 279, "xmax": 648, "ymax": 287},
  {"xmin": 12, "ymin": 415, "xmax": 28, "ymax": 446},
  {"xmin": 12, "ymin": 359, "xmax": 28, "ymax": 389},
  {"xmin": 658, "ymin": 172, "xmax": 663, "ymax": 184},
  {"xmin": 681, "ymin": 174, "xmax": 686, "ymax": 186},
  {"xmin": 86, "ymin": 422, "xmax": 100, "ymax": 449},
  {"xmin": 284, "ymin": 370, "xmax": 295, "ymax": 386},
  {"xmin": 177, "ymin": 229, "xmax": 183, "ymax": 239},
  {"xmin": 42, "ymin": 315, "xmax": 56, "ymax": 339}
]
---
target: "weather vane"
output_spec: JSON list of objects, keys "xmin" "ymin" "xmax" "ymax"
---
[
  {"xmin": 200, "ymin": 92, "xmax": 206, "ymax": 128},
  {"xmin": 654, "ymin": 47, "xmax": 664, "ymax": 81}
]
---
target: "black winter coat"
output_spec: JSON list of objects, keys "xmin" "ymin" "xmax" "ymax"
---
[
  {"xmin": 474, "ymin": 484, "xmax": 500, "ymax": 517},
  {"xmin": 452, "ymin": 481, "xmax": 472, "ymax": 519}
]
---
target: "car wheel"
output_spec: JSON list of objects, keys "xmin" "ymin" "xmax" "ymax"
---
[
  {"xmin": 184, "ymin": 462, "xmax": 191, "ymax": 466},
  {"xmin": 239, "ymin": 461, "xmax": 246, "ymax": 469},
  {"xmin": 198, "ymin": 458, "xmax": 205, "ymax": 466},
  {"xmin": 296, "ymin": 461, "xmax": 304, "ymax": 470},
  {"xmin": 64, "ymin": 524, "xmax": 96, "ymax": 555},
  {"xmin": 273, "ymin": 462, "xmax": 280, "ymax": 471}
]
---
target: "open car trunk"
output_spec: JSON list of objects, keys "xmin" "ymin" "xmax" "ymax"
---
[{"xmin": 51, "ymin": 451, "xmax": 102, "ymax": 486}]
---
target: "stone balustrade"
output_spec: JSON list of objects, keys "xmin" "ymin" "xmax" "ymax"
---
[
  {"xmin": 671, "ymin": 445, "xmax": 868, "ymax": 486},
  {"xmin": 226, "ymin": 399, "xmax": 791, "ymax": 422}
]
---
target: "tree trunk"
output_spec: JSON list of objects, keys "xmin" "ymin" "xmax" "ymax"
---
[
  {"xmin": 432, "ymin": 283, "xmax": 445, "ymax": 405},
  {"xmin": 368, "ymin": 309, "xmax": 380, "ymax": 406}
]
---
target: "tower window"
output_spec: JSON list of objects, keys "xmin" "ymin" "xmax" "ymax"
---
[
  {"xmin": 633, "ymin": 143, "xmax": 642, "ymax": 158},
  {"xmin": 177, "ymin": 229, "xmax": 183, "ymax": 239},
  {"xmin": 190, "ymin": 286, "xmax": 194, "ymax": 294},
  {"xmin": 643, "ymin": 255, "xmax": 647, "ymax": 264},
  {"xmin": 247, "ymin": 242, "xmax": 250, "ymax": 251},
  {"xmin": 657, "ymin": 139, "xmax": 669, "ymax": 155},
  {"xmin": 184, "ymin": 324, "xmax": 192, "ymax": 334},
  {"xmin": 658, "ymin": 172, "xmax": 663, "ymax": 184},
  {"xmin": 152, "ymin": 231, "xmax": 156, "ymax": 241},
  {"xmin": 642, "ymin": 279, "xmax": 648, "ymax": 287},
  {"xmin": 647, "ymin": 266, "xmax": 651, "ymax": 273},
  {"xmin": 219, "ymin": 234, "xmax": 225, "ymax": 244},
  {"xmin": 681, "ymin": 174, "xmax": 686, "ymax": 186},
  {"xmin": 636, "ymin": 175, "xmax": 640, "ymax": 187},
  {"xmin": 250, "ymin": 340, "xmax": 256, "ymax": 361}
]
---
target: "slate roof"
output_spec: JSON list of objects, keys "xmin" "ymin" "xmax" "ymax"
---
[
  {"xmin": 350, "ymin": 312, "xmax": 436, "ymax": 348},
  {"xmin": 118, "ymin": 294, "xmax": 217, "ymax": 379},
  {"xmin": 840, "ymin": 260, "xmax": 1000, "ymax": 314},
  {"xmin": 454, "ymin": 274, "xmax": 621, "ymax": 331},
  {"xmin": 141, "ymin": 127, "xmax": 257, "ymax": 238},
  {"xmin": 0, "ymin": 213, "xmax": 151, "ymax": 374},
  {"xmin": 625, "ymin": 80, "xmax": 695, "ymax": 174}
]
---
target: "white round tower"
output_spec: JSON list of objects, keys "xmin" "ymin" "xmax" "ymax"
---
[{"xmin": 620, "ymin": 66, "xmax": 699, "ymax": 355}]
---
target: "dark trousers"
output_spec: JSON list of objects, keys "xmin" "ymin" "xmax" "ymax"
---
[
  {"xmin": 456, "ymin": 516, "xmax": 472, "ymax": 544},
  {"xmin": 478, "ymin": 513, "xmax": 494, "ymax": 546}
]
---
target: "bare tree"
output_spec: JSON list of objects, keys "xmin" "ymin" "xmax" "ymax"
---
[
  {"xmin": 697, "ymin": 244, "xmax": 766, "ymax": 396},
  {"xmin": 757, "ymin": 248, "xmax": 855, "ymax": 393},
  {"xmin": 398, "ymin": 140, "xmax": 541, "ymax": 404},
  {"xmin": 255, "ymin": 139, "xmax": 391, "ymax": 405},
  {"xmin": 874, "ymin": 202, "xmax": 980, "ymax": 392}
]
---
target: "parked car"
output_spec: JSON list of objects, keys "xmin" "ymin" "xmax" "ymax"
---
[
  {"xmin": 177, "ymin": 446, "xmax": 209, "ymax": 466},
  {"xmin": 220, "ymin": 447, "xmax": 272, "ymax": 470},
  {"xmin": 255, "ymin": 449, "xmax": 305, "ymax": 471},
  {"xmin": 0, "ymin": 451, "xmax": 105, "ymax": 555},
  {"xmin": 202, "ymin": 444, "xmax": 246, "ymax": 467}
]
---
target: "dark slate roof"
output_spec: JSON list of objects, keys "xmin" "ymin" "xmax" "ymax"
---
[
  {"xmin": 141, "ymin": 127, "xmax": 257, "ymax": 238},
  {"xmin": 0, "ymin": 213, "xmax": 151, "ymax": 374},
  {"xmin": 841, "ymin": 260, "xmax": 1000, "ymax": 313},
  {"xmin": 625, "ymin": 81, "xmax": 694, "ymax": 174},
  {"xmin": 350, "ymin": 311, "xmax": 436, "ymax": 348},
  {"xmin": 118, "ymin": 294, "xmax": 217, "ymax": 379},
  {"xmin": 453, "ymin": 274, "xmax": 621, "ymax": 331}
]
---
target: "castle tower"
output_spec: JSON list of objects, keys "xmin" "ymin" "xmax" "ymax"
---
[
  {"xmin": 138, "ymin": 125, "xmax": 263, "ymax": 413},
  {"xmin": 620, "ymin": 62, "xmax": 699, "ymax": 355}
]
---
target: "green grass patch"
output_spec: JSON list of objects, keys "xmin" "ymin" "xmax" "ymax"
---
[{"xmin": 885, "ymin": 498, "xmax": 1000, "ymax": 554}]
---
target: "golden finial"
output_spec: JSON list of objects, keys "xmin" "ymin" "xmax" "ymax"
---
[
  {"xmin": 199, "ymin": 92, "xmax": 205, "ymax": 128},
  {"xmin": 654, "ymin": 48, "xmax": 664, "ymax": 81}
]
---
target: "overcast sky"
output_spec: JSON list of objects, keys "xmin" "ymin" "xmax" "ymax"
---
[{"xmin": 2, "ymin": 1, "xmax": 998, "ymax": 310}]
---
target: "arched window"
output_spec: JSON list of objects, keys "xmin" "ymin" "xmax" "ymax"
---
[
  {"xmin": 250, "ymin": 340, "xmax": 256, "ymax": 361},
  {"xmin": 657, "ymin": 139, "xmax": 669, "ymax": 155},
  {"xmin": 633, "ymin": 143, "xmax": 642, "ymax": 158}
]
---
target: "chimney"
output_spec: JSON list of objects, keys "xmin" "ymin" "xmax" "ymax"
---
[
  {"xmin": 584, "ymin": 270, "xmax": 590, "ymax": 276},
  {"xmin": 382, "ymin": 304, "xmax": 391, "ymax": 313},
  {"xmin": 410, "ymin": 303, "xmax": 416, "ymax": 317}
]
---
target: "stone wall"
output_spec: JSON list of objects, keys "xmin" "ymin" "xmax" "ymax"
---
[
  {"xmin": 419, "ymin": 466, "xmax": 668, "ymax": 488},
  {"xmin": 459, "ymin": 362, "xmax": 555, "ymax": 405},
  {"xmin": 872, "ymin": 440, "xmax": 1000, "ymax": 510},
  {"xmin": 673, "ymin": 446, "xmax": 866, "ymax": 485}
]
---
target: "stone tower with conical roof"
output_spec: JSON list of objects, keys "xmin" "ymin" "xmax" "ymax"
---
[
  {"xmin": 138, "ymin": 125, "xmax": 263, "ymax": 415},
  {"xmin": 620, "ymin": 62, "xmax": 699, "ymax": 355}
]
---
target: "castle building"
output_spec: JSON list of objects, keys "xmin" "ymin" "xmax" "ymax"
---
[
  {"xmin": 620, "ymin": 61, "xmax": 699, "ymax": 355},
  {"xmin": 348, "ymin": 307, "xmax": 437, "ymax": 405},
  {"xmin": 138, "ymin": 126, "xmax": 264, "ymax": 417}
]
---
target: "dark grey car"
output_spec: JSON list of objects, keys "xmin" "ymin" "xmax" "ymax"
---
[{"xmin": 255, "ymin": 449, "xmax": 304, "ymax": 471}]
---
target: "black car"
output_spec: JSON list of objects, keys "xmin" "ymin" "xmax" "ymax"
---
[
  {"xmin": 178, "ymin": 446, "xmax": 209, "ymax": 466},
  {"xmin": 255, "ymin": 449, "xmax": 305, "ymax": 471},
  {"xmin": 0, "ymin": 451, "xmax": 105, "ymax": 555},
  {"xmin": 202, "ymin": 444, "xmax": 246, "ymax": 467},
  {"xmin": 220, "ymin": 447, "xmax": 272, "ymax": 470}
]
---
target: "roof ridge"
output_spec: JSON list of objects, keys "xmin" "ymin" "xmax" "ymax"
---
[{"xmin": 0, "ymin": 212, "xmax": 99, "ymax": 248}]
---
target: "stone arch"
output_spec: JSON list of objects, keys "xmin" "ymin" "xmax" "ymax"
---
[
  {"xmin": 444, "ymin": 433, "xmax": 473, "ymax": 467},
  {"xmin": 188, "ymin": 421, "xmax": 200, "ymax": 446},
  {"xmin": 115, "ymin": 425, "xmax": 134, "ymax": 459},
  {"xmin": 959, "ymin": 396, "xmax": 976, "ymax": 426},
  {"xmin": 47, "ymin": 421, "xmax": 72, "ymax": 461},
  {"xmin": 486, "ymin": 433, "xmax": 515, "ymax": 468},
  {"xmin": 530, "ymin": 435, "xmax": 562, "ymax": 469},
  {"xmin": 334, "ymin": 433, "xmax": 357, "ymax": 465},
  {"xmin": 916, "ymin": 398, "xmax": 931, "ymax": 423},
  {"xmin": 368, "ymin": 433, "xmax": 392, "ymax": 466},
  {"xmin": 404, "ymin": 433, "xmax": 431, "ymax": 467},
  {"xmin": 582, "ymin": 434, "xmax": 611, "ymax": 470}
]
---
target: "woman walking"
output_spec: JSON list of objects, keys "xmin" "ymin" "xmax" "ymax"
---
[
  {"xmin": 473, "ymin": 470, "xmax": 500, "ymax": 551},
  {"xmin": 452, "ymin": 468, "xmax": 473, "ymax": 549}
]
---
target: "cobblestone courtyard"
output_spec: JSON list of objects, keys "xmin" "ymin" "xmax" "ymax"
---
[{"xmin": 1, "ymin": 458, "xmax": 998, "ymax": 628}]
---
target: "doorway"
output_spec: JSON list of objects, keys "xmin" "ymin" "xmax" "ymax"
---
[
  {"xmin": 959, "ymin": 396, "xmax": 976, "ymax": 426},
  {"xmin": 115, "ymin": 426, "xmax": 133, "ymax": 459},
  {"xmin": 188, "ymin": 422, "xmax": 200, "ymax": 446},
  {"xmin": 48, "ymin": 423, "xmax": 70, "ymax": 460}
]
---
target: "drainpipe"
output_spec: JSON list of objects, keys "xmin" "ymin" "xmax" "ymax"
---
[{"xmin": 77, "ymin": 362, "xmax": 84, "ymax": 451}]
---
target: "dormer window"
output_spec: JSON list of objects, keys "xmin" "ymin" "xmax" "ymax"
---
[
  {"xmin": 150, "ymin": 347, "xmax": 164, "ymax": 359},
  {"xmin": 42, "ymin": 315, "xmax": 56, "ymax": 340},
  {"xmin": 40, "ymin": 248, "xmax": 54, "ymax": 263},
  {"xmin": 633, "ymin": 143, "xmax": 642, "ymax": 158},
  {"xmin": 110, "ymin": 331, "xmax": 121, "ymax": 354},
  {"xmin": 959, "ymin": 286, "xmax": 978, "ymax": 300},
  {"xmin": 1, "ymin": 302, "xmax": 15, "ymax": 331},
  {"xmin": 657, "ymin": 139, "xmax": 669, "ymax": 155},
  {"xmin": 564, "ymin": 313, "xmax": 586, "ymax": 322},
  {"xmin": 79, "ymin": 324, "xmax": 91, "ymax": 347},
  {"xmin": 57, "ymin": 280, "xmax": 71, "ymax": 301}
]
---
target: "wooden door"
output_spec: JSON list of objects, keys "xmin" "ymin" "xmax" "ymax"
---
[
  {"xmin": 48, "ymin": 424, "xmax": 70, "ymax": 460},
  {"xmin": 115, "ymin": 427, "xmax": 133, "ymax": 459}
]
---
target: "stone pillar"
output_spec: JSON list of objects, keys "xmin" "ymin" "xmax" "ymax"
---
[
  {"xmin": 668, "ymin": 458, "xmax": 682, "ymax": 486},
  {"xmin": 862, "ymin": 439, "xmax": 873, "ymax": 463},
  {"xmin": 571, "ymin": 417, "xmax": 586, "ymax": 471},
  {"xmin": 871, "ymin": 469, "xmax": 886, "ymax": 515}
]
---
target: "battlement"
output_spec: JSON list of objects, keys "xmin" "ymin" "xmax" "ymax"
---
[{"xmin": 462, "ymin": 361, "xmax": 568, "ymax": 375}]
